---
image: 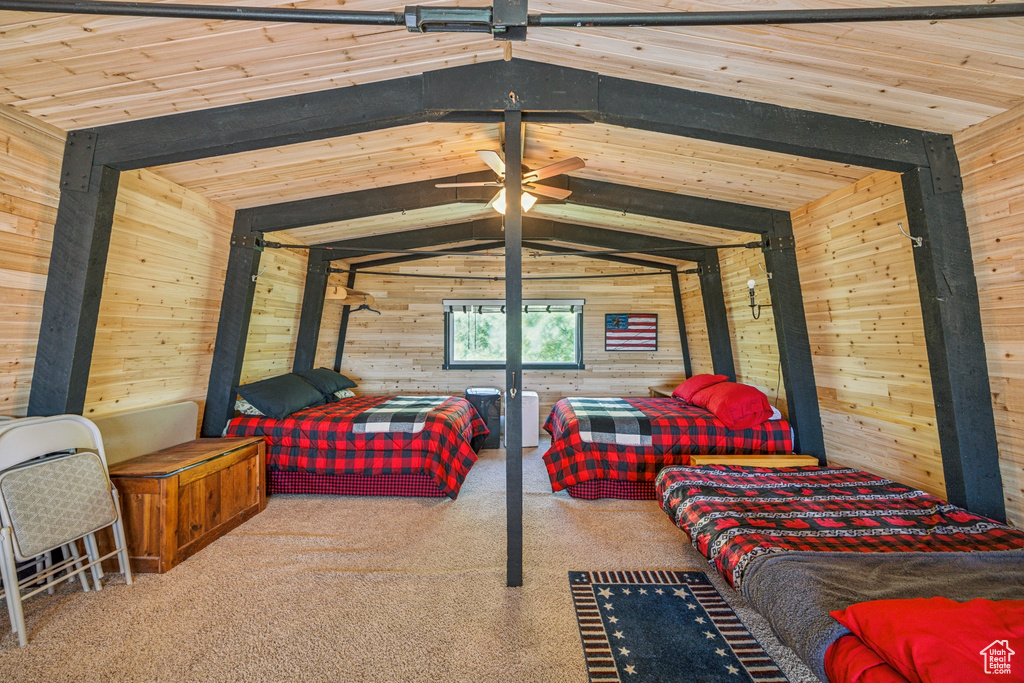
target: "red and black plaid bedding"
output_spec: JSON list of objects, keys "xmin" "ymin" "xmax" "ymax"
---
[
  {"xmin": 226, "ymin": 395, "xmax": 488, "ymax": 499},
  {"xmin": 542, "ymin": 397, "xmax": 793, "ymax": 492},
  {"xmin": 656, "ymin": 465, "xmax": 1024, "ymax": 589}
]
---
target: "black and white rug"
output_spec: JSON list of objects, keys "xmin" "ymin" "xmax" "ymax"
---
[{"xmin": 569, "ymin": 571, "xmax": 790, "ymax": 682}]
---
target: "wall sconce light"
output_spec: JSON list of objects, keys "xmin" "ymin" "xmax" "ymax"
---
[{"xmin": 747, "ymin": 279, "xmax": 762, "ymax": 320}]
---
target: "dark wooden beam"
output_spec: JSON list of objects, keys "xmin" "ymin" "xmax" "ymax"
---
[
  {"xmin": 520, "ymin": 241, "xmax": 676, "ymax": 271},
  {"xmin": 355, "ymin": 241, "xmax": 507, "ymax": 269},
  {"xmin": 762, "ymin": 217, "xmax": 826, "ymax": 464},
  {"xmin": 250, "ymin": 174, "xmax": 775, "ymax": 235},
  {"xmin": 201, "ymin": 212, "xmax": 264, "ymax": 437},
  {"xmin": 504, "ymin": 109, "xmax": 524, "ymax": 588},
  {"xmin": 670, "ymin": 269, "xmax": 693, "ymax": 378},
  {"xmin": 698, "ymin": 251, "xmax": 736, "ymax": 381},
  {"xmin": 92, "ymin": 76, "xmax": 431, "ymax": 169},
  {"xmin": 28, "ymin": 133, "xmax": 120, "ymax": 416},
  {"xmin": 334, "ymin": 268, "xmax": 358, "ymax": 372},
  {"xmin": 318, "ymin": 220, "xmax": 502, "ymax": 259},
  {"xmin": 249, "ymin": 172, "xmax": 495, "ymax": 233},
  {"xmin": 901, "ymin": 164, "xmax": 1005, "ymax": 521},
  {"xmin": 292, "ymin": 249, "xmax": 330, "ymax": 373},
  {"xmin": 593, "ymin": 73, "xmax": 928, "ymax": 171},
  {"xmin": 423, "ymin": 59, "xmax": 598, "ymax": 112},
  {"xmin": 521, "ymin": 218, "xmax": 709, "ymax": 262}
]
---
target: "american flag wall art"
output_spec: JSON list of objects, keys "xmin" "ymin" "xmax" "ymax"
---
[{"xmin": 605, "ymin": 313, "xmax": 658, "ymax": 351}]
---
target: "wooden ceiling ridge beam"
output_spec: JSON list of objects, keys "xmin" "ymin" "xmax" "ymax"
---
[
  {"xmin": 85, "ymin": 59, "xmax": 934, "ymax": 173},
  {"xmin": 243, "ymin": 174, "xmax": 778, "ymax": 235}
]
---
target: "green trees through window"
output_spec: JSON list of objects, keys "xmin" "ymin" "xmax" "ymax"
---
[{"xmin": 446, "ymin": 300, "xmax": 583, "ymax": 368}]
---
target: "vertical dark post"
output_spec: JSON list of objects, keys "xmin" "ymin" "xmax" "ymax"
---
[
  {"xmin": 670, "ymin": 269, "xmax": 693, "ymax": 378},
  {"xmin": 698, "ymin": 251, "xmax": 736, "ymax": 381},
  {"xmin": 902, "ymin": 160, "xmax": 1004, "ymax": 521},
  {"xmin": 504, "ymin": 109, "xmax": 523, "ymax": 588},
  {"xmin": 292, "ymin": 249, "xmax": 330, "ymax": 372},
  {"xmin": 763, "ymin": 216, "xmax": 826, "ymax": 463},
  {"xmin": 201, "ymin": 210, "xmax": 264, "ymax": 437},
  {"xmin": 29, "ymin": 132, "xmax": 121, "ymax": 416},
  {"xmin": 334, "ymin": 268, "xmax": 358, "ymax": 372}
]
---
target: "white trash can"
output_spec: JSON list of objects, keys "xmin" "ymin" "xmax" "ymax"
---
[{"xmin": 504, "ymin": 390, "xmax": 540, "ymax": 448}]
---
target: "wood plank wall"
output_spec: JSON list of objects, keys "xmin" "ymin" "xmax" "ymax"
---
[
  {"xmin": 336, "ymin": 254, "xmax": 689, "ymax": 424},
  {"xmin": 239, "ymin": 237, "xmax": 308, "ymax": 383},
  {"xmin": 791, "ymin": 171, "xmax": 944, "ymax": 497},
  {"xmin": 0, "ymin": 104, "xmax": 64, "ymax": 416},
  {"xmin": 955, "ymin": 102, "xmax": 1024, "ymax": 527},
  {"xmin": 718, "ymin": 248, "xmax": 789, "ymax": 412},
  {"xmin": 678, "ymin": 272, "xmax": 713, "ymax": 375},
  {"xmin": 84, "ymin": 168, "xmax": 235, "ymax": 418}
]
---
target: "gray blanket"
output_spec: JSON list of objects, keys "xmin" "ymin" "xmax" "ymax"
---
[{"xmin": 740, "ymin": 550, "xmax": 1024, "ymax": 682}]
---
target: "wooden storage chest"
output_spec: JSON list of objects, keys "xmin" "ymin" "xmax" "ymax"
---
[{"xmin": 107, "ymin": 437, "xmax": 266, "ymax": 573}]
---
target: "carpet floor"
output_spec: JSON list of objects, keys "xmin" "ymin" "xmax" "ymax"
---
[{"xmin": 0, "ymin": 441, "xmax": 817, "ymax": 682}]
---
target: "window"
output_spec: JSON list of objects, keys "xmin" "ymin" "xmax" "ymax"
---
[{"xmin": 443, "ymin": 299, "xmax": 585, "ymax": 370}]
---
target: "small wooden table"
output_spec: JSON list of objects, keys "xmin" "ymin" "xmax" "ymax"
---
[
  {"xmin": 689, "ymin": 454, "xmax": 821, "ymax": 468},
  {"xmin": 649, "ymin": 385, "xmax": 676, "ymax": 398},
  {"xmin": 108, "ymin": 437, "xmax": 266, "ymax": 573}
]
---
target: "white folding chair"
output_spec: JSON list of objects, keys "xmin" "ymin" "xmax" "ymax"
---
[{"xmin": 0, "ymin": 415, "xmax": 133, "ymax": 646}]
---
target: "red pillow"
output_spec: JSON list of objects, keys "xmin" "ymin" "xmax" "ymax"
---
[
  {"xmin": 690, "ymin": 381, "xmax": 772, "ymax": 430},
  {"xmin": 831, "ymin": 597, "xmax": 1024, "ymax": 683},
  {"xmin": 826, "ymin": 634, "xmax": 910, "ymax": 683},
  {"xmin": 671, "ymin": 374, "xmax": 728, "ymax": 402}
]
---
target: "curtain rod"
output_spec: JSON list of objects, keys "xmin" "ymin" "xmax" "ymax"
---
[{"xmin": 3, "ymin": 2, "xmax": 1022, "ymax": 29}]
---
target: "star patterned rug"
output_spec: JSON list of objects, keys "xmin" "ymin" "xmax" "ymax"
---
[{"xmin": 569, "ymin": 571, "xmax": 790, "ymax": 682}]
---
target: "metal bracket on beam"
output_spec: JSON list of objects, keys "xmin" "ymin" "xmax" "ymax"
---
[
  {"xmin": 231, "ymin": 233, "xmax": 265, "ymax": 251},
  {"xmin": 699, "ymin": 260, "xmax": 720, "ymax": 276},
  {"xmin": 766, "ymin": 234, "xmax": 795, "ymax": 251},
  {"xmin": 60, "ymin": 131, "xmax": 98, "ymax": 192},
  {"xmin": 493, "ymin": 0, "xmax": 528, "ymax": 40},
  {"xmin": 923, "ymin": 134, "xmax": 963, "ymax": 195},
  {"xmin": 404, "ymin": 6, "xmax": 492, "ymax": 33}
]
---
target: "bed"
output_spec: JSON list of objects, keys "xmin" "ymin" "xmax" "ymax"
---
[
  {"xmin": 656, "ymin": 464, "xmax": 1024, "ymax": 681},
  {"xmin": 226, "ymin": 394, "xmax": 488, "ymax": 499},
  {"xmin": 542, "ymin": 395, "xmax": 793, "ymax": 499}
]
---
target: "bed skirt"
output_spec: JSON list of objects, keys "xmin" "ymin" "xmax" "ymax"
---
[
  {"xmin": 267, "ymin": 470, "xmax": 448, "ymax": 497},
  {"xmin": 564, "ymin": 479, "xmax": 657, "ymax": 500}
]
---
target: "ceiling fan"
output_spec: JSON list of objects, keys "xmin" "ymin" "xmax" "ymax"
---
[{"xmin": 436, "ymin": 149, "xmax": 584, "ymax": 215}]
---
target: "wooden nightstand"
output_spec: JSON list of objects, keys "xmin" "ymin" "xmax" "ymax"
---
[
  {"xmin": 689, "ymin": 454, "xmax": 821, "ymax": 468},
  {"xmin": 649, "ymin": 385, "xmax": 676, "ymax": 398},
  {"xmin": 108, "ymin": 437, "xmax": 266, "ymax": 573}
]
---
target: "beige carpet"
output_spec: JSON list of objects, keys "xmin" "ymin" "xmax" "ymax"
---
[{"xmin": 0, "ymin": 442, "xmax": 817, "ymax": 682}]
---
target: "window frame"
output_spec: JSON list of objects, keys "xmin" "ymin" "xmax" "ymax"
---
[{"xmin": 442, "ymin": 299, "xmax": 586, "ymax": 371}]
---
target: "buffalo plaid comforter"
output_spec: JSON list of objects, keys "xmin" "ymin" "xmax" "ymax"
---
[
  {"xmin": 226, "ymin": 395, "xmax": 488, "ymax": 499},
  {"xmin": 656, "ymin": 465, "xmax": 1024, "ymax": 589},
  {"xmin": 542, "ymin": 397, "xmax": 793, "ymax": 492}
]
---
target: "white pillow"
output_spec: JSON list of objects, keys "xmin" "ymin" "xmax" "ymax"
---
[
  {"xmin": 333, "ymin": 389, "xmax": 356, "ymax": 400},
  {"xmin": 235, "ymin": 397, "xmax": 264, "ymax": 416},
  {"xmin": 769, "ymin": 406, "xmax": 782, "ymax": 421}
]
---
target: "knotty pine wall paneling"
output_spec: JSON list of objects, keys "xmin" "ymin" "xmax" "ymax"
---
[
  {"xmin": 955, "ymin": 103, "xmax": 1024, "ymax": 527},
  {"xmin": 0, "ymin": 104, "xmax": 64, "ymax": 416},
  {"xmin": 84, "ymin": 168, "xmax": 235, "ymax": 418},
  {"xmin": 677, "ymin": 271, "xmax": 713, "ymax": 376},
  {"xmin": 791, "ymin": 171, "xmax": 944, "ymax": 498},
  {"xmin": 717, "ymin": 248, "xmax": 788, "ymax": 413},
  {"xmin": 337, "ymin": 255, "xmax": 688, "ymax": 423},
  {"xmin": 239, "ymin": 237, "xmax": 309, "ymax": 384}
]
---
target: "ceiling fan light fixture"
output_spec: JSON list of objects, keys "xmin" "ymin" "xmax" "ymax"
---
[{"xmin": 492, "ymin": 188, "xmax": 537, "ymax": 215}]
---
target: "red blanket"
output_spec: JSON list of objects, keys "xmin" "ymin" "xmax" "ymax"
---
[
  {"xmin": 657, "ymin": 465, "xmax": 1024, "ymax": 589},
  {"xmin": 226, "ymin": 395, "xmax": 488, "ymax": 499},
  {"xmin": 542, "ymin": 397, "xmax": 793, "ymax": 492}
]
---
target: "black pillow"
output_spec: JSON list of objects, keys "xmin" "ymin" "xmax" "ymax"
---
[
  {"xmin": 236, "ymin": 373, "xmax": 325, "ymax": 420},
  {"xmin": 294, "ymin": 368, "xmax": 358, "ymax": 400}
]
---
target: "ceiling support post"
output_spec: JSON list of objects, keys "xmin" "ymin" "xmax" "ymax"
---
[
  {"xmin": 670, "ymin": 269, "xmax": 693, "ymax": 378},
  {"xmin": 334, "ymin": 268, "xmax": 359, "ymax": 372},
  {"xmin": 763, "ymin": 217, "xmax": 826, "ymax": 464},
  {"xmin": 28, "ymin": 132, "xmax": 120, "ymax": 417},
  {"xmin": 201, "ymin": 212, "xmax": 264, "ymax": 437},
  {"xmin": 901, "ymin": 161, "xmax": 1005, "ymax": 521},
  {"xmin": 697, "ymin": 251, "xmax": 736, "ymax": 382},
  {"xmin": 504, "ymin": 108, "xmax": 524, "ymax": 588},
  {"xmin": 293, "ymin": 249, "xmax": 330, "ymax": 372}
]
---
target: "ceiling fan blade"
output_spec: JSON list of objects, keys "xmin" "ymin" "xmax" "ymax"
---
[
  {"xmin": 485, "ymin": 190, "xmax": 501, "ymax": 210},
  {"xmin": 522, "ymin": 157, "xmax": 585, "ymax": 183},
  {"xmin": 525, "ymin": 184, "xmax": 573, "ymax": 200},
  {"xmin": 435, "ymin": 181, "xmax": 503, "ymax": 188},
  {"xmin": 477, "ymin": 150, "xmax": 506, "ymax": 176}
]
